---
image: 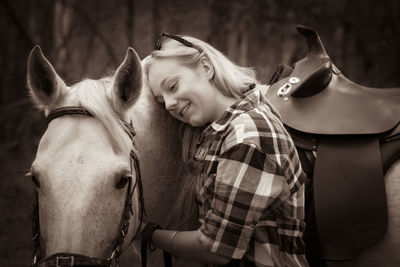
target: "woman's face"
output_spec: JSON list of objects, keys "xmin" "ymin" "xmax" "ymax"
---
[{"xmin": 147, "ymin": 57, "xmax": 221, "ymax": 127}]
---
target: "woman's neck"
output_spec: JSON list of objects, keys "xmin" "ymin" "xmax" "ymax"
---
[{"xmin": 213, "ymin": 93, "xmax": 236, "ymax": 122}]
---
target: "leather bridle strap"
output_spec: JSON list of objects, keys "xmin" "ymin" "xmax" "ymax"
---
[
  {"xmin": 46, "ymin": 107, "xmax": 94, "ymax": 125},
  {"xmin": 141, "ymin": 223, "xmax": 172, "ymax": 267},
  {"xmin": 36, "ymin": 253, "xmax": 111, "ymax": 267}
]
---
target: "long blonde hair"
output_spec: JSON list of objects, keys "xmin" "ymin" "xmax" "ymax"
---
[
  {"xmin": 144, "ymin": 34, "xmax": 259, "ymax": 161},
  {"xmin": 143, "ymin": 34, "xmax": 259, "ymax": 229}
]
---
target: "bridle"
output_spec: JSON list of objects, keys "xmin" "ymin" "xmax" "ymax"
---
[{"xmin": 31, "ymin": 106, "xmax": 145, "ymax": 267}]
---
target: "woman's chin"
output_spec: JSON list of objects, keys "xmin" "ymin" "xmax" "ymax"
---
[{"xmin": 187, "ymin": 118, "xmax": 204, "ymax": 127}]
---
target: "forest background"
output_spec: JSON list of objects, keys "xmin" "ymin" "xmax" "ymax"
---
[{"xmin": 1, "ymin": 0, "xmax": 399, "ymax": 266}]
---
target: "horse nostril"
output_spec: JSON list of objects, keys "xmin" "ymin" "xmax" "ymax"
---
[
  {"xmin": 32, "ymin": 176, "xmax": 40, "ymax": 188},
  {"xmin": 26, "ymin": 172, "xmax": 40, "ymax": 188},
  {"xmin": 116, "ymin": 176, "xmax": 129, "ymax": 189}
]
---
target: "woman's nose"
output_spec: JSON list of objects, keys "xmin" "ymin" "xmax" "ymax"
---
[{"xmin": 164, "ymin": 96, "xmax": 178, "ymax": 111}]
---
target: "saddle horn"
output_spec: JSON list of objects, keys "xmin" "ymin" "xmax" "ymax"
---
[
  {"xmin": 286, "ymin": 25, "xmax": 332, "ymax": 98},
  {"xmin": 296, "ymin": 25, "xmax": 328, "ymax": 57}
]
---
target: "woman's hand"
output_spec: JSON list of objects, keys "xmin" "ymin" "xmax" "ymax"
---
[{"xmin": 135, "ymin": 223, "xmax": 231, "ymax": 265}]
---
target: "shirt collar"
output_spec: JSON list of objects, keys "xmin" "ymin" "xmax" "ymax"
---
[{"xmin": 209, "ymin": 84, "xmax": 267, "ymax": 132}]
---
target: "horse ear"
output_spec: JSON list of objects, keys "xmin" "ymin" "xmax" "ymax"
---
[
  {"xmin": 27, "ymin": 45, "xmax": 66, "ymax": 110},
  {"xmin": 112, "ymin": 47, "xmax": 142, "ymax": 112}
]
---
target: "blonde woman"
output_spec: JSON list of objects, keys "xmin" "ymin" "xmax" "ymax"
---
[{"xmin": 141, "ymin": 33, "xmax": 309, "ymax": 267}]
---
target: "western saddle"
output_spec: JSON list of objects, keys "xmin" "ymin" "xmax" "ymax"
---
[{"xmin": 265, "ymin": 25, "xmax": 400, "ymax": 266}]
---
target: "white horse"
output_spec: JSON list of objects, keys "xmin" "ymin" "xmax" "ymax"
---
[{"xmin": 27, "ymin": 46, "xmax": 194, "ymax": 266}]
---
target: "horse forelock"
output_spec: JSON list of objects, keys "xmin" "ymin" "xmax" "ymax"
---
[{"xmin": 68, "ymin": 77, "xmax": 135, "ymax": 157}]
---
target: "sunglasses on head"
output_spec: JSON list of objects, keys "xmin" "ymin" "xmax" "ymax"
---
[{"xmin": 155, "ymin": 32, "xmax": 203, "ymax": 53}]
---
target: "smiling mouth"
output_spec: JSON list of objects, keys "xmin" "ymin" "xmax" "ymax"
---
[{"xmin": 179, "ymin": 103, "xmax": 190, "ymax": 117}]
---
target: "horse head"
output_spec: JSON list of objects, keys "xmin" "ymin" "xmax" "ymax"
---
[{"xmin": 27, "ymin": 45, "xmax": 144, "ymax": 265}]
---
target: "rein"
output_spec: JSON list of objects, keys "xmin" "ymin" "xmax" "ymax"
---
[{"xmin": 31, "ymin": 106, "xmax": 145, "ymax": 267}]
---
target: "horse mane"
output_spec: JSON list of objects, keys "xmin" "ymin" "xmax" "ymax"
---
[{"xmin": 68, "ymin": 76, "xmax": 135, "ymax": 156}]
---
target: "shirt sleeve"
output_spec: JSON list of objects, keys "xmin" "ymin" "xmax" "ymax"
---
[{"xmin": 198, "ymin": 140, "xmax": 289, "ymax": 259}]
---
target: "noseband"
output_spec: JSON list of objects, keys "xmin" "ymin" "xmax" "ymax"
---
[{"xmin": 31, "ymin": 106, "xmax": 145, "ymax": 267}]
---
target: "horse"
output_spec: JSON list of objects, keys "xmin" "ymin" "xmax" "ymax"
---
[
  {"xmin": 265, "ymin": 25, "xmax": 400, "ymax": 267},
  {"xmin": 26, "ymin": 46, "xmax": 194, "ymax": 266}
]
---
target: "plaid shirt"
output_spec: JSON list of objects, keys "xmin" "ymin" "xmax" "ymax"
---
[{"xmin": 193, "ymin": 86, "xmax": 308, "ymax": 266}]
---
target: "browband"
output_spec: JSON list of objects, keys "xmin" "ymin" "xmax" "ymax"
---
[{"xmin": 46, "ymin": 106, "xmax": 94, "ymax": 125}]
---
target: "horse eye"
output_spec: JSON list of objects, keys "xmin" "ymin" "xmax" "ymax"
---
[
  {"xmin": 26, "ymin": 172, "xmax": 40, "ymax": 188},
  {"xmin": 116, "ymin": 176, "xmax": 130, "ymax": 189}
]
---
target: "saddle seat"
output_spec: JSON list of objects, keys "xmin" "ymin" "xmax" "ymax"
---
[{"xmin": 266, "ymin": 37, "xmax": 400, "ymax": 136}]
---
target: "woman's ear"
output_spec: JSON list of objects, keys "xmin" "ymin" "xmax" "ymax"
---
[{"xmin": 200, "ymin": 58, "xmax": 214, "ymax": 80}]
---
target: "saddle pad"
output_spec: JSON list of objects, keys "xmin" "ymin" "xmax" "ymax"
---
[{"xmin": 313, "ymin": 135, "xmax": 388, "ymax": 261}]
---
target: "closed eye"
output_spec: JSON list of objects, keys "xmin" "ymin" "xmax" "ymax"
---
[
  {"xmin": 168, "ymin": 81, "xmax": 179, "ymax": 92},
  {"xmin": 154, "ymin": 80, "xmax": 179, "ymax": 104}
]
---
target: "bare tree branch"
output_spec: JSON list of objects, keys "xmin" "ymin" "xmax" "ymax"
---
[
  {"xmin": 83, "ymin": 33, "xmax": 96, "ymax": 74},
  {"xmin": 127, "ymin": 0, "xmax": 134, "ymax": 46},
  {"xmin": 63, "ymin": 0, "xmax": 118, "ymax": 66},
  {"xmin": 152, "ymin": 0, "xmax": 162, "ymax": 44},
  {"xmin": 53, "ymin": 1, "xmax": 75, "ymax": 59},
  {"xmin": 0, "ymin": 0, "xmax": 35, "ymax": 47},
  {"xmin": 0, "ymin": 98, "xmax": 30, "ymax": 111}
]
